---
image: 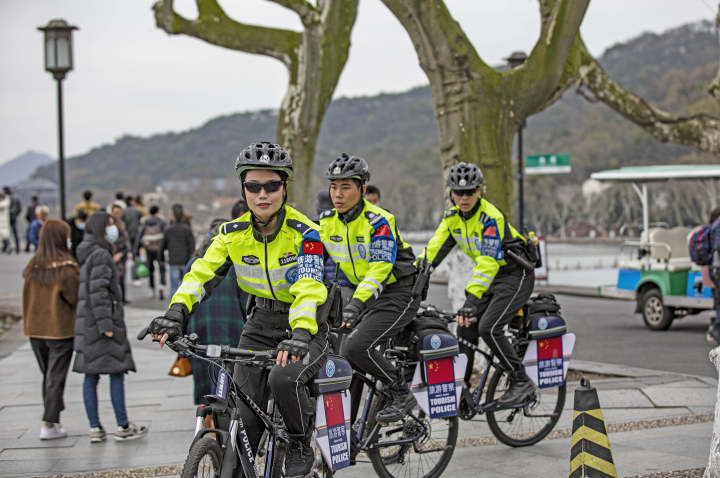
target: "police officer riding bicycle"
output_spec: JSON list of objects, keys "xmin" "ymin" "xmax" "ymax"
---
[
  {"xmin": 148, "ymin": 142, "xmax": 327, "ymax": 478},
  {"xmin": 420, "ymin": 162, "xmax": 536, "ymax": 408},
  {"xmin": 318, "ymin": 153, "xmax": 419, "ymax": 423}
]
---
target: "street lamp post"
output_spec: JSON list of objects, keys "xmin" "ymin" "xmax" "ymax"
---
[
  {"xmin": 38, "ymin": 19, "xmax": 78, "ymax": 220},
  {"xmin": 505, "ymin": 50, "xmax": 528, "ymax": 231}
]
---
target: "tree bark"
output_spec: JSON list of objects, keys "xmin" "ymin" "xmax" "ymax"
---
[
  {"xmin": 380, "ymin": 0, "xmax": 589, "ymax": 217},
  {"xmin": 153, "ymin": 0, "xmax": 358, "ymax": 211}
]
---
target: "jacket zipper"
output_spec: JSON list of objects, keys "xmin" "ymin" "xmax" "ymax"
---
[
  {"xmin": 344, "ymin": 219, "xmax": 360, "ymax": 281},
  {"xmin": 263, "ymin": 235, "xmax": 278, "ymax": 300}
]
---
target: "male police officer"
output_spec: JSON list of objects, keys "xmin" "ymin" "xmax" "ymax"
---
[
  {"xmin": 319, "ymin": 153, "xmax": 418, "ymax": 422},
  {"xmin": 421, "ymin": 162, "xmax": 536, "ymax": 407}
]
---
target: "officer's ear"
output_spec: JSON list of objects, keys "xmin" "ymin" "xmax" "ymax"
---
[{"xmin": 361, "ymin": 183, "xmax": 367, "ymax": 196}]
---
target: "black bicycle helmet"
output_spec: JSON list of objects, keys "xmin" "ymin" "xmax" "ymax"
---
[
  {"xmin": 326, "ymin": 153, "xmax": 370, "ymax": 182},
  {"xmin": 446, "ymin": 162, "xmax": 483, "ymax": 190},
  {"xmin": 235, "ymin": 142, "xmax": 293, "ymax": 180}
]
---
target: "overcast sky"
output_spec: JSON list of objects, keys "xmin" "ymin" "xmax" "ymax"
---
[{"xmin": 0, "ymin": 0, "xmax": 714, "ymax": 165}]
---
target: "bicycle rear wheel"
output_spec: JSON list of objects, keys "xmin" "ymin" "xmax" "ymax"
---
[
  {"xmin": 485, "ymin": 367, "xmax": 565, "ymax": 447},
  {"xmin": 366, "ymin": 393, "xmax": 459, "ymax": 478},
  {"xmin": 181, "ymin": 435, "xmax": 223, "ymax": 478}
]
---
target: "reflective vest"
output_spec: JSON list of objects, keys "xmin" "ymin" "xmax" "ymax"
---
[
  {"xmin": 170, "ymin": 206, "xmax": 327, "ymax": 334},
  {"xmin": 421, "ymin": 198, "xmax": 526, "ymax": 301},
  {"xmin": 318, "ymin": 199, "xmax": 416, "ymax": 309}
]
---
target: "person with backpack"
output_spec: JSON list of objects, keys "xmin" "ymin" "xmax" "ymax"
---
[
  {"xmin": 136, "ymin": 205, "xmax": 167, "ymax": 300},
  {"xmin": 707, "ymin": 208, "xmax": 720, "ymax": 343}
]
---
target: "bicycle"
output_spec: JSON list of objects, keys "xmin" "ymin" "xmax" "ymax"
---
[
  {"xmin": 416, "ymin": 304, "xmax": 568, "ymax": 447},
  {"xmin": 138, "ymin": 328, "xmax": 292, "ymax": 478}
]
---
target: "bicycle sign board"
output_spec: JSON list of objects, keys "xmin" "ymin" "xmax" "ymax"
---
[
  {"xmin": 525, "ymin": 154, "xmax": 571, "ymax": 175},
  {"xmin": 522, "ymin": 333, "xmax": 576, "ymax": 388},
  {"xmin": 315, "ymin": 390, "xmax": 351, "ymax": 471},
  {"xmin": 411, "ymin": 354, "xmax": 467, "ymax": 418}
]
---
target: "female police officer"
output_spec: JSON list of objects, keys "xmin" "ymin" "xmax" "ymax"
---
[
  {"xmin": 148, "ymin": 142, "xmax": 327, "ymax": 477},
  {"xmin": 420, "ymin": 162, "xmax": 535, "ymax": 408}
]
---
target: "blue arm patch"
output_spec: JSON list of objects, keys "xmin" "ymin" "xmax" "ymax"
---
[
  {"xmin": 369, "ymin": 217, "xmax": 397, "ymax": 264},
  {"xmin": 479, "ymin": 218, "xmax": 504, "ymax": 261},
  {"xmin": 296, "ymin": 235, "xmax": 324, "ymax": 283}
]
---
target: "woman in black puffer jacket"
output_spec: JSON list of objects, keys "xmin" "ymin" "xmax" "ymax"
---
[{"xmin": 73, "ymin": 212, "xmax": 147, "ymax": 443}]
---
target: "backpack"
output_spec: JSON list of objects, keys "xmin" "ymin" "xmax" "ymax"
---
[
  {"xmin": 142, "ymin": 221, "xmax": 164, "ymax": 252},
  {"xmin": 689, "ymin": 225, "xmax": 712, "ymax": 266}
]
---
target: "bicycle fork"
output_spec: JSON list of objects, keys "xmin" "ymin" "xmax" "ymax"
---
[{"xmin": 222, "ymin": 409, "xmax": 258, "ymax": 478}]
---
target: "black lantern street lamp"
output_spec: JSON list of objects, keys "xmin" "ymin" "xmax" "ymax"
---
[
  {"xmin": 505, "ymin": 50, "xmax": 527, "ymax": 231},
  {"xmin": 38, "ymin": 19, "xmax": 78, "ymax": 220}
]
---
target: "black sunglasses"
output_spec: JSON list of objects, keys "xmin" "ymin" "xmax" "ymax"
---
[
  {"xmin": 451, "ymin": 188, "xmax": 478, "ymax": 197},
  {"xmin": 243, "ymin": 180, "xmax": 284, "ymax": 194}
]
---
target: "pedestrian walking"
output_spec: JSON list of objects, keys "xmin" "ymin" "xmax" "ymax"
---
[
  {"xmin": 3, "ymin": 186, "xmax": 22, "ymax": 253},
  {"xmin": 28, "ymin": 205, "xmax": 49, "ymax": 251},
  {"xmin": 25, "ymin": 195, "xmax": 39, "ymax": 252},
  {"xmin": 110, "ymin": 205, "xmax": 131, "ymax": 303},
  {"xmin": 185, "ymin": 218, "xmax": 246, "ymax": 407},
  {"xmin": 164, "ymin": 204, "xmax": 195, "ymax": 296},
  {"xmin": 134, "ymin": 195, "xmax": 149, "ymax": 220},
  {"xmin": 72, "ymin": 211, "xmax": 148, "ymax": 443},
  {"xmin": 67, "ymin": 211, "xmax": 87, "ymax": 261},
  {"xmin": 22, "ymin": 219, "xmax": 79, "ymax": 440},
  {"xmin": 72, "ymin": 190, "xmax": 100, "ymax": 218},
  {"xmin": 0, "ymin": 191, "xmax": 10, "ymax": 253},
  {"xmin": 136, "ymin": 205, "xmax": 167, "ymax": 299}
]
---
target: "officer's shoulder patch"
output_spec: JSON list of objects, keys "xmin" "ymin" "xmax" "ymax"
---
[
  {"xmin": 364, "ymin": 211, "xmax": 383, "ymax": 225},
  {"xmin": 222, "ymin": 221, "xmax": 250, "ymax": 235},
  {"xmin": 318, "ymin": 209, "xmax": 336, "ymax": 220},
  {"xmin": 443, "ymin": 209, "xmax": 458, "ymax": 219},
  {"xmin": 286, "ymin": 218, "xmax": 314, "ymax": 236}
]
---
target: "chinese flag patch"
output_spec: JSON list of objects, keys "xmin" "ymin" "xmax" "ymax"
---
[
  {"xmin": 324, "ymin": 393, "xmax": 344, "ymax": 426},
  {"xmin": 537, "ymin": 337, "xmax": 562, "ymax": 360},
  {"xmin": 375, "ymin": 224, "xmax": 391, "ymax": 237},
  {"xmin": 483, "ymin": 226, "xmax": 497, "ymax": 237},
  {"xmin": 302, "ymin": 240, "xmax": 323, "ymax": 255},
  {"xmin": 425, "ymin": 358, "xmax": 454, "ymax": 384}
]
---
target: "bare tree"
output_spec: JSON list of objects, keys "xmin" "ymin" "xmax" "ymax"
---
[
  {"xmin": 380, "ymin": 0, "xmax": 720, "ymax": 217},
  {"xmin": 153, "ymin": 0, "xmax": 359, "ymax": 210}
]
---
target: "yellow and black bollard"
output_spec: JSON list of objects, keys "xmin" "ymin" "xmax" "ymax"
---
[{"xmin": 569, "ymin": 377, "xmax": 618, "ymax": 478}]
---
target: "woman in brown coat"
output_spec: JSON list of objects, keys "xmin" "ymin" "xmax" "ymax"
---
[{"xmin": 22, "ymin": 219, "xmax": 79, "ymax": 440}]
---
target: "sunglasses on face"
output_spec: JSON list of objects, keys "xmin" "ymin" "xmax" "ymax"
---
[
  {"xmin": 243, "ymin": 180, "xmax": 284, "ymax": 194},
  {"xmin": 451, "ymin": 188, "xmax": 478, "ymax": 197}
]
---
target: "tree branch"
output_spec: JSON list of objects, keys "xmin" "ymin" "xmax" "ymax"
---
[
  {"xmin": 578, "ymin": 54, "xmax": 720, "ymax": 153},
  {"xmin": 265, "ymin": 0, "xmax": 320, "ymax": 27},
  {"xmin": 152, "ymin": 0, "xmax": 301, "ymax": 68}
]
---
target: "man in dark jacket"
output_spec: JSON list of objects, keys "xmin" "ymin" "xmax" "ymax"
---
[
  {"xmin": 163, "ymin": 204, "xmax": 195, "ymax": 296},
  {"xmin": 135, "ymin": 205, "xmax": 166, "ymax": 299},
  {"xmin": 4, "ymin": 186, "xmax": 22, "ymax": 253},
  {"xmin": 25, "ymin": 196, "xmax": 38, "ymax": 252}
]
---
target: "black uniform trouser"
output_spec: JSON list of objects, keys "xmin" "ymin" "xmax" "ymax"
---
[
  {"xmin": 232, "ymin": 307, "xmax": 328, "ymax": 454},
  {"xmin": 146, "ymin": 250, "xmax": 166, "ymax": 290},
  {"xmin": 458, "ymin": 265, "xmax": 534, "ymax": 384},
  {"xmin": 30, "ymin": 338, "xmax": 74, "ymax": 423},
  {"xmin": 340, "ymin": 280, "xmax": 419, "ymax": 384}
]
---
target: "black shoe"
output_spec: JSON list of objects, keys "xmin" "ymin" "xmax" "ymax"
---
[
  {"xmin": 496, "ymin": 370, "xmax": 535, "ymax": 408},
  {"xmin": 376, "ymin": 382, "xmax": 416, "ymax": 423},
  {"xmin": 285, "ymin": 438, "xmax": 314, "ymax": 478}
]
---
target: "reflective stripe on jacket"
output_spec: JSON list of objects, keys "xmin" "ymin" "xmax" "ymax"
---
[
  {"xmin": 318, "ymin": 199, "xmax": 416, "ymax": 310},
  {"xmin": 170, "ymin": 206, "xmax": 327, "ymax": 334},
  {"xmin": 421, "ymin": 198, "xmax": 525, "ymax": 301}
]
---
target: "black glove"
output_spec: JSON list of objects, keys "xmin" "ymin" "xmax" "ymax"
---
[
  {"xmin": 341, "ymin": 303, "xmax": 362, "ymax": 330},
  {"xmin": 456, "ymin": 300, "xmax": 479, "ymax": 322},
  {"xmin": 277, "ymin": 328, "xmax": 312, "ymax": 359},
  {"xmin": 148, "ymin": 304, "xmax": 187, "ymax": 340}
]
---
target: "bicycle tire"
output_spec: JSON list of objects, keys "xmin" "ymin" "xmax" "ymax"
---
[
  {"xmin": 180, "ymin": 435, "xmax": 223, "ymax": 478},
  {"xmin": 485, "ymin": 367, "xmax": 566, "ymax": 447},
  {"xmin": 366, "ymin": 391, "xmax": 459, "ymax": 478}
]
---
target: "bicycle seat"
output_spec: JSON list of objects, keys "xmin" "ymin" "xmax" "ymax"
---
[{"xmin": 311, "ymin": 354, "xmax": 353, "ymax": 397}]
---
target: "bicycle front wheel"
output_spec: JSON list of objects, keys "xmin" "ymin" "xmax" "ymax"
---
[
  {"xmin": 485, "ymin": 368, "xmax": 566, "ymax": 447},
  {"xmin": 366, "ymin": 393, "xmax": 459, "ymax": 478},
  {"xmin": 181, "ymin": 435, "xmax": 223, "ymax": 478}
]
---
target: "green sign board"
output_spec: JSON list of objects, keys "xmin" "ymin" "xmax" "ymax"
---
[{"xmin": 525, "ymin": 154, "xmax": 571, "ymax": 175}]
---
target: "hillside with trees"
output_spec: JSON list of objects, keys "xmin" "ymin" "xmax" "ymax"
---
[{"xmin": 35, "ymin": 20, "xmax": 719, "ymax": 232}]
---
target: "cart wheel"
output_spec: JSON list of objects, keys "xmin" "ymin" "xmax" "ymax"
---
[{"xmin": 641, "ymin": 288, "xmax": 674, "ymax": 331}]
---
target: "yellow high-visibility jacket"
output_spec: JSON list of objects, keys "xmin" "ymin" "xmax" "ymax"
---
[
  {"xmin": 421, "ymin": 198, "xmax": 526, "ymax": 302},
  {"xmin": 170, "ymin": 206, "xmax": 327, "ymax": 334},
  {"xmin": 318, "ymin": 199, "xmax": 416, "ymax": 311}
]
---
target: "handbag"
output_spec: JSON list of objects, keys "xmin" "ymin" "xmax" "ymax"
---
[{"xmin": 168, "ymin": 355, "xmax": 192, "ymax": 377}]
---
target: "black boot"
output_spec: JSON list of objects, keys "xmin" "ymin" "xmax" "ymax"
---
[
  {"xmin": 285, "ymin": 437, "xmax": 314, "ymax": 478},
  {"xmin": 497, "ymin": 369, "xmax": 535, "ymax": 408},
  {"xmin": 376, "ymin": 381, "xmax": 416, "ymax": 423}
]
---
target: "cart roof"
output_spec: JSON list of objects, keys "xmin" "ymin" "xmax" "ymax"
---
[{"xmin": 590, "ymin": 165, "xmax": 720, "ymax": 182}]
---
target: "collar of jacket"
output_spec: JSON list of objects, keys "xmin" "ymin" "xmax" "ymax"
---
[
  {"xmin": 459, "ymin": 197, "xmax": 483, "ymax": 221},
  {"xmin": 251, "ymin": 206, "xmax": 287, "ymax": 243},
  {"xmin": 338, "ymin": 198, "xmax": 366, "ymax": 223}
]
